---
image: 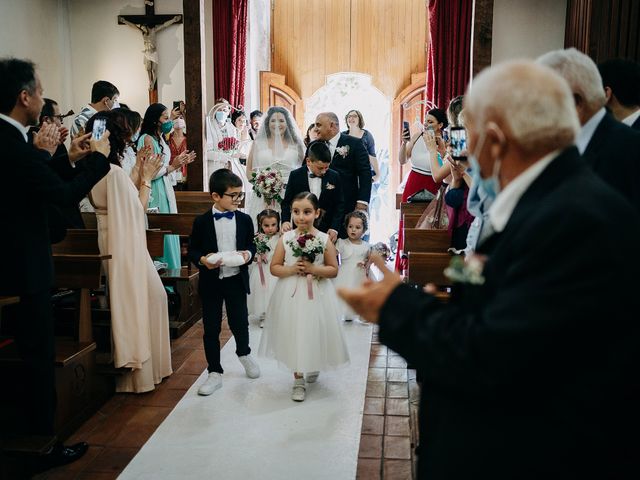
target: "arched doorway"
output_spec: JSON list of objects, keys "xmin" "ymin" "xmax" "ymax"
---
[{"xmin": 305, "ymin": 72, "xmax": 393, "ymax": 243}]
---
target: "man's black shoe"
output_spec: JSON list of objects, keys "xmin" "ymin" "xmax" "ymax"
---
[{"xmin": 37, "ymin": 442, "xmax": 89, "ymax": 471}]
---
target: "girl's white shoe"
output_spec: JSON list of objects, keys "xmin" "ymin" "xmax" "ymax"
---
[{"xmin": 292, "ymin": 378, "xmax": 306, "ymax": 402}]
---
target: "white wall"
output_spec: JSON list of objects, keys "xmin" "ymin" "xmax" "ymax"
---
[
  {"xmin": 68, "ymin": 0, "xmax": 185, "ymax": 114},
  {"xmin": 0, "ymin": 0, "xmax": 73, "ymax": 111},
  {"xmin": 492, "ymin": 0, "xmax": 567, "ymax": 64}
]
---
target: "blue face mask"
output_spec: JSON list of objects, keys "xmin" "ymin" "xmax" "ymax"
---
[
  {"xmin": 161, "ymin": 120, "xmax": 173, "ymax": 135},
  {"xmin": 131, "ymin": 130, "xmax": 140, "ymax": 143},
  {"xmin": 468, "ymin": 132, "xmax": 502, "ymax": 201},
  {"xmin": 215, "ymin": 111, "xmax": 228, "ymax": 123}
]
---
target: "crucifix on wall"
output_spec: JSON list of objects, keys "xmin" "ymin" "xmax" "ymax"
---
[{"xmin": 118, "ymin": 0, "xmax": 183, "ymax": 103}]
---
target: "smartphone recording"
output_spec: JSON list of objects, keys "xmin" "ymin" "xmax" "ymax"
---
[
  {"xmin": 450, "ymin": 127, "xmax": 467, "ymax": 160},
  {"xmin": 92, "ymin": 118, "xmax": 107, "ymax": 141}
]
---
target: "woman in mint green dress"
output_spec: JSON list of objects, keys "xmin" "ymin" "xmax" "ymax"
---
[{"xmin": 137, "ymin": 103, "xmax": 182, "ymax": 269}]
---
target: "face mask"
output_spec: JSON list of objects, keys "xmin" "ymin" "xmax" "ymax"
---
[
  {"xmin": 215, "ymin": 111, "xmax": 228, "ymax": 123},
  {"xmin": 131, "ymin": 129, "xmax": 140, "ymax": 143},
  {"xmin": 468, "ymin": 131, "xmax": 502, "ymax": 200},
  {"xmin": 174, "ymin": 118, "xmax": 186, "ymax": 130},
  {"xmin": 161, "ymin": 120, "xmax": 173, "ymax": 135},
  {"xmin": 112, "ymin": 100, "xmax": 120, "ymax": 109}
]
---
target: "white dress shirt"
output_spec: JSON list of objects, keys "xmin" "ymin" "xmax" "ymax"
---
[
  {"xmin": 212, "ymin": 207, "xmax": 240, "ymax": 279},
  {"xmin": 307, "ymin": 168, "xmax": 322, "ymax": 198},
  {"xmin": 576, "ymin": 108, "xmax": 606, "ymax": 154},
  {"xmin": 0, "ymin": 113, "xmax": 29, "ymax": 142},
  {"xmin": 622, "ymin": 109, "xmax": 640, "ymax": 127},
  {"xmin": 328, "ymin": 132, "xmax": 340, "ymax": 158},
  {"xmin": 488, "ymin": 150, "xmax": 559, "ymax": 233}
]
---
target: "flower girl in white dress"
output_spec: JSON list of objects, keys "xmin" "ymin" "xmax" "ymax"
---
[
  {"xmin": 335, "ymin": 211, "xmax": 371, "ymax": 322},
  {"xmin": 258, "ymin": 192, "xmax": 349, "ymax": 402},
  {"xmin": 248, "ymin": 209, "xmax": 280, "ymax": 328}
]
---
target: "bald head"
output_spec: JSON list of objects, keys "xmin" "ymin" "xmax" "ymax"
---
[
  {"xmin": 465, "ymin": 60, "xmax": 579, "ymax": 155},
  {"xmin": 537, "ymin": 48, "xmax": 606, "ymax": 125},
  {"xmin": 314, "ymin": 112, "xmax": 340, "ymax": 140}
]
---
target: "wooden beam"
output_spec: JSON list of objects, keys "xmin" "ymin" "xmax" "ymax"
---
[
  {"xmin": 183, "ymin": 0, "xmax": 207, "ymax": 191},
  {"xmin": 472, "ymin": 0, "xmax": 494, "ymax": 76}
]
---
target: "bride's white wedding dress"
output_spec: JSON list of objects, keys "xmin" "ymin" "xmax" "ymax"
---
[{"xmin": 246, "ymin": 142, "xmax": 301, "ymax": 229}]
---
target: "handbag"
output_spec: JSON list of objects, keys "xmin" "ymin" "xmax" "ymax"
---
[
  {"xmin": 416, "ymin": 186, "xmax": 449, "ymax": 230},
  {"xmin": 406, "ymin": 188, "xmax": 436, "ymax": 203}
]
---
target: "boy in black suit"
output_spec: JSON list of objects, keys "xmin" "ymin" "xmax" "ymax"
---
[
  {"xmin": 281, "ymin": 140, "xmax": 344, "ymax": 242},
  {"xmin": 188, "ymin": 170, "xmax": 259, "ymax": 396}
]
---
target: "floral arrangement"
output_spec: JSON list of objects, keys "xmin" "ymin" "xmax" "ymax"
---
[
  {"xmin": 287, "ymin": 232, "xmax": 325, "ymax": 263},
  {"xmin": 363, "ymin": 242, "xmax": 391, "ymax": 277},
  {"xmin": 253, "ymin": 232, "xmax": 272, "ymax": 286},
  {"xmin": 444, "ymin": 254, "xmax": 485, "ymax": 285},
  {"xmin": 287, "ymin": 231, "xmax": 325, "ymax": 299},
  {"xmin": 368, "ymin": 242, "xmax": 391, "ymax": 262},
  {"xmin": 217, "ymin": 136, "xmax": 239, "ymax": 152},
  {"xmin": 253, "ymin": 233, "xmax": 271, "ymax": 256},
  {"xmin": 250, "ymin": 167, "xmax": 285, "ymax": 204},
  {"xmin": 335, "ymin": 145, "xmax": 350, "ymax": 157}
]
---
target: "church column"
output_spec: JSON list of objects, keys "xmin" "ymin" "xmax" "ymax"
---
[{"xmin": 183, "ymin": 0, "xmax": 207, "ymax": 191}]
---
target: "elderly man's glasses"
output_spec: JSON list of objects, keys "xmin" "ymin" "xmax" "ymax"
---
[{"xmin": 222, "ymin": 192, "xmax": 245, "ymax": 202}]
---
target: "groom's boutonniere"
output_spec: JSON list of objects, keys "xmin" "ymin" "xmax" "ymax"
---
[
  {"xmin": 325, "ymin": 182, "xmax": 335, "ymax": 190},
  {"xmin": 335, "ymin": 145, "xmax": 350, "ymax": 157},
  {"xmin": 444, "ymin": 254, "xmax": 486, "ymax": 285}
]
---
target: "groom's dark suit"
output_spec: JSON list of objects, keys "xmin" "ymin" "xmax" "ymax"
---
[
  {"xmin": 582, "ymin": 112, "xmax": 640, "ymax": 212},
  {"xmin": 329, "ymin": 133, "xmax": 371, "ymax": 235},
  {"xmin": 0, "ymin": 117, "xmax": 109, "ymax": 435},
  {"xmin": 281, "ymin": 165, "xmax": 344, "ymax": 233},
  {"xmin": 378, "ymin": 147, "xmax": 640, "ymax": 479}
]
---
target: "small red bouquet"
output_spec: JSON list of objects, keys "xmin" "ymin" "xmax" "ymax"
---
[{"xmin": 217, "ymin": 137, "xmax": 239, "ymax": 152}]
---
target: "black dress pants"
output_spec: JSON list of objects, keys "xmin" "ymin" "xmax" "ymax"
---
[
  {"xmin": 200, "ymin": 274, "xmax": 250, "ymax": 374},
  {"xmin": 1, "ymin": 290, "xmax": 56, "ymax": 435}
]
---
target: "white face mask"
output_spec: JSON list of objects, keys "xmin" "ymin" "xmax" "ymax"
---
[{"xmin": 174, "ymin": 118, "xmax": 186, "ymax": 130}]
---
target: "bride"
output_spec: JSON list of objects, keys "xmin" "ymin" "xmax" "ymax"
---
[{"xmin": 245, "ymin": 106, "xmax": 305, "ymax": 229}]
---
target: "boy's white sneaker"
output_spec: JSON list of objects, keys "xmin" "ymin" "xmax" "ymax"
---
[
  {"xmin": 238, "ymin": 354, "xmax": 261, "ymax": 378},
  {"xmin": 198, "ymin": 372, "xmax": 222, "ymax": 396},
  {"xmin": 292, "ymin": 378, "xmax": 306, "ymax": 402}
]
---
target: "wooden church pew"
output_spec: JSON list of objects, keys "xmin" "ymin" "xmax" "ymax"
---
[
  {"xmin": 404, "ymin": 229, "xmax": 450, "ymax": 253},
  {"xmin": 406, "ymin": 252, "xmax": 452, "ymax": 288}
]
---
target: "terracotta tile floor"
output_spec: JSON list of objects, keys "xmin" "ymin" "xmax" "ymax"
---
[
  {"xmin": 356, "ymin": 325, "xmax": 419, "ymax": 480},
  {"xmin": 36, "ymin": 322, "xmax": 419, "ymax": 479}
]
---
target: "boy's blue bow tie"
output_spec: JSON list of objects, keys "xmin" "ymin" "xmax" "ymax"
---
[{"xmin": 213, "ymin": 211, "xmax": 234, "ymax": 220}]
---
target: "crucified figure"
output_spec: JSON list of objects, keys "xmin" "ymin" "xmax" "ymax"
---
[{"xmin": 119, "ymin": 15, "xmax": 181, "ymax": 90}]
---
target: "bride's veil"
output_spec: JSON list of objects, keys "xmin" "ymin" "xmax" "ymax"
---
[{"xmin": 253, "ymin": 106, "xmax": 305, "ymax": 166}]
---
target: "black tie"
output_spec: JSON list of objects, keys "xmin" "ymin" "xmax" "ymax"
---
[{"xmin": 308, "ymin": 172, "xmax": 317, "ymax": 178}]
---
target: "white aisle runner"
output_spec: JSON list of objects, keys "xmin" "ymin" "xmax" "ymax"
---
[{"xmin": 119, "ymin": 321, "xmax": 372, "ymax": 480}]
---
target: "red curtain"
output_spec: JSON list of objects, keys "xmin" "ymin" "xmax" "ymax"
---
[
  {"xmin": 213, "ymin": 0, "xmax": 248, "ymax": 107},
  {"xmin": 426, "ymin": 0, "xmax": 473, "ymax": 110}
]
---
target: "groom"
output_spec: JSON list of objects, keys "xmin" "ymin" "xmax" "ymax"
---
[
  {"xmin": 281, "ymin": 140, "xmax": 344, "ymax": 242},
  {"xmin": 314, "ymin": 112, "xmax": 371, "ymax": 238}
]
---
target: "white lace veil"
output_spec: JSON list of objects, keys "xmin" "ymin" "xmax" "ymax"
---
[{"xmin": 252, "ymin": 106, "xmax": 305, "ymax": 165}]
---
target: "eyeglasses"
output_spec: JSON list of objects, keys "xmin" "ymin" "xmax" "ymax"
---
[
  {"xmin": 222, "ymin": 192, "xmax": 245, "ymax": 202},
  {"xmin": 346, "ymin": 114, "xmax": 359, "ymax": 118}
]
